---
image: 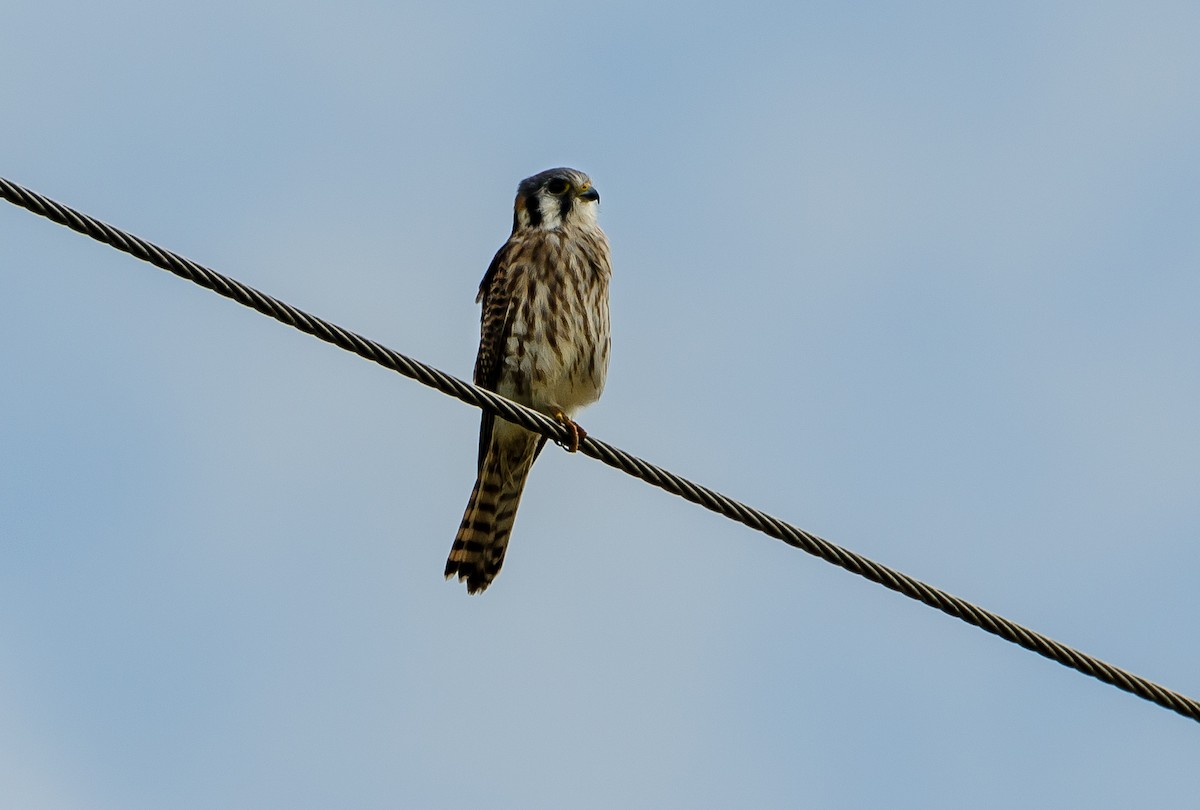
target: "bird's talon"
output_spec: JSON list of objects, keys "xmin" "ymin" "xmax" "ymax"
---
[{"xmin": 553, "ymin": 411, "xmax": 586, "ymax": 453}]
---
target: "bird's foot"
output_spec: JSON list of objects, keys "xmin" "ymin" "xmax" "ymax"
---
[{"xmin": 552, "ymin": 410, "xmax": 586, "ymax": 453}]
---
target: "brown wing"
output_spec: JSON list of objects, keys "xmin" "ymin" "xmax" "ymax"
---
[{"xmin": 473, "ymin": 242, "xmax": 517, "ymax": 471}]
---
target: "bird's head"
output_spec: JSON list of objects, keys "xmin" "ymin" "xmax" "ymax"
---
[{"xmin": 512, "ymin": 167, "xmax": 600, "ymax": 233}]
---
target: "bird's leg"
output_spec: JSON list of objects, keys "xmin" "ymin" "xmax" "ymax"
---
[{"xmin": 551, "ymin": 409, "xmax": 586, "ymax": 453}]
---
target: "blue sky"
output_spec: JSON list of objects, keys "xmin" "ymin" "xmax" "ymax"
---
[{"xmin": 3, "ymin": 1, "xmax": 1199, "ymax": 807}]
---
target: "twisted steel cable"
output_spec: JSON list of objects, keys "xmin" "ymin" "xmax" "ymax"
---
[{"xmin": 3, "ymin": 174, "xmax": 1198, "ymax": 724}]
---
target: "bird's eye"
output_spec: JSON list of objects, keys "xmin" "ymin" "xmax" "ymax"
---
[{"xmin": 546, "ymin": 178, "xmax": 570, "ymax": 196}]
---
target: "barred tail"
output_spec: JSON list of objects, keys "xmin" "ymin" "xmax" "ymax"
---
[{"xmin": 445, "ymin": 437, "xmax": 538, "ymax": 594}]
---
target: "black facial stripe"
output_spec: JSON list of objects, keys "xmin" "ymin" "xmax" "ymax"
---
[
  {"xmin": 558, "ymin": 193, "xmax": 571, "ymax": 222},
  {"xmin": 526, "ymin": 192, "xmax": 542, "ymax": 228}
]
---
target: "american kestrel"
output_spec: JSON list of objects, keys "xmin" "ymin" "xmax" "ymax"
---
[{"xmin": 445, "ymin": 168, "xmax": 612, "ymax": 594}]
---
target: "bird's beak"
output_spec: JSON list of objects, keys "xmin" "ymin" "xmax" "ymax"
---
[{"xmin": 578, "ymin": 186, "xmax": 600, "ymax": 203}]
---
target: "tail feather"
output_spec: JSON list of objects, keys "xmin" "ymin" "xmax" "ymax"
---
[{"xmin": 445, "ymin": 435, "xmax": 537, "ymax": 594}]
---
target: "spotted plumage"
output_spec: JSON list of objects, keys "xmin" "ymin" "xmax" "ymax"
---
[{"xmin": 445, "ymin": 168, "xmax": 611, "ymax": 594}]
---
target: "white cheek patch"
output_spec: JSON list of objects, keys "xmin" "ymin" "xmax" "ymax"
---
[{"xmin": 536, "ymin": 191, "xmax": 563, "ymax": 230}]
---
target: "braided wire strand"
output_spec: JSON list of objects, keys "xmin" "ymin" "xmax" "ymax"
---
[{"xmin": 3, "ymin": 175, "xmax": 1198, "ymax": 724}]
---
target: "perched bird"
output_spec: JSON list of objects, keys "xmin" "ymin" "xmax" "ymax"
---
[{"xmin": 445, "ymin": 168, "xmax": 612, "ymax": 594}]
